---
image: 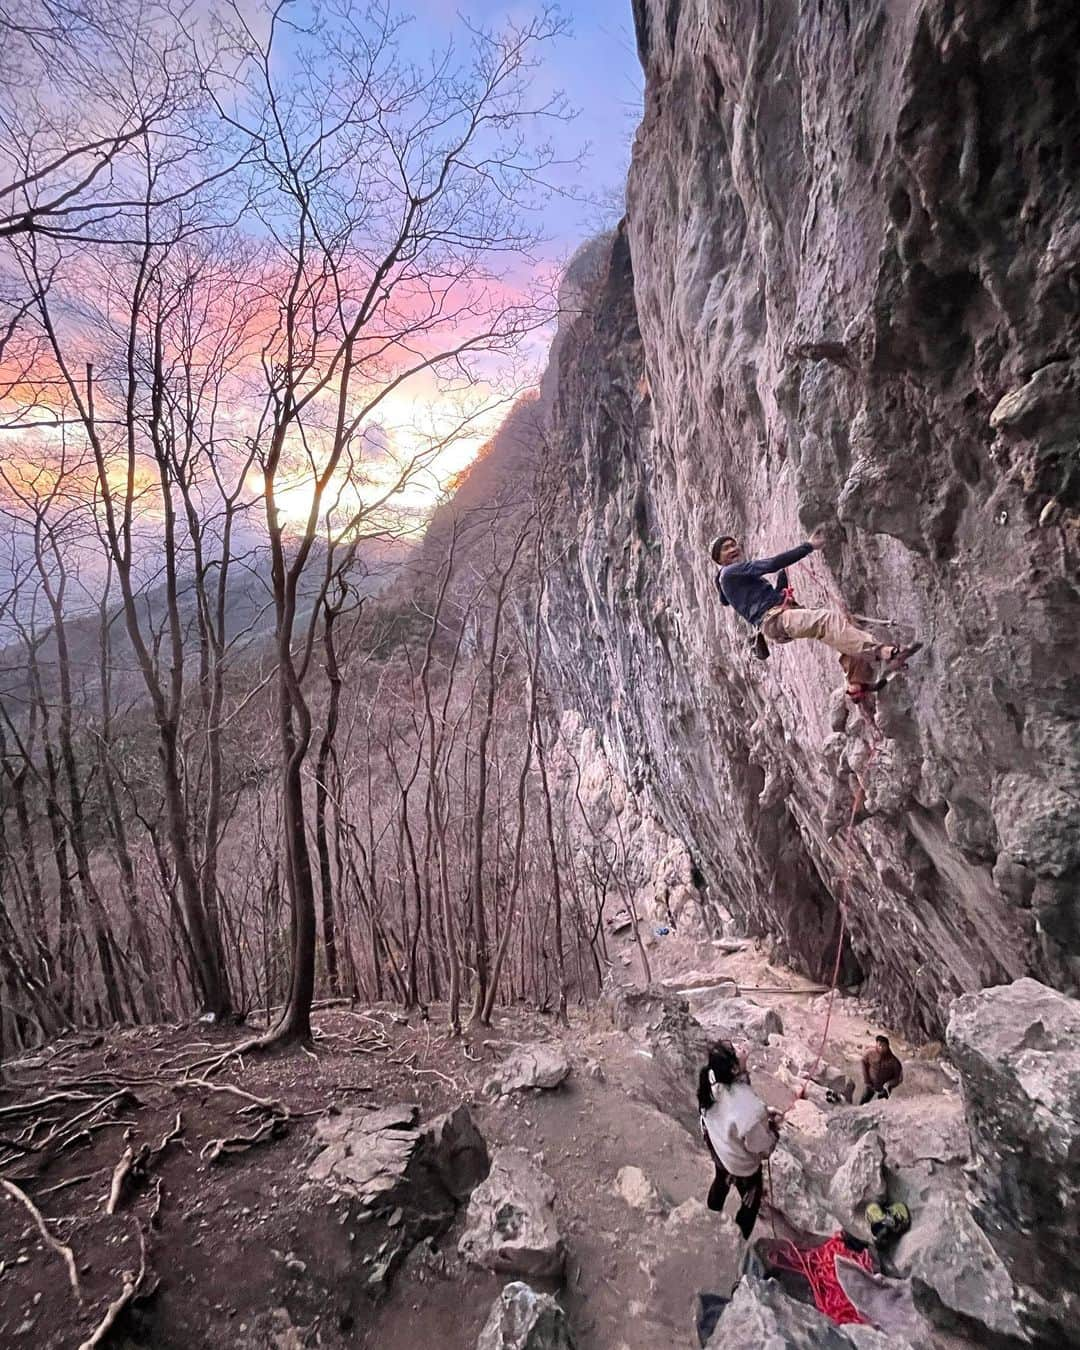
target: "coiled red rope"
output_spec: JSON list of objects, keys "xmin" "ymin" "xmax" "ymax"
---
[{"xmin": 768, "ymin": 1231, "xmax": 875, "ymax": 1325}]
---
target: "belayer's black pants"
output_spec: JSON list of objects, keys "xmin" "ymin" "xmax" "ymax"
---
[{"xmin": 707, "ymin": 1161, "xmax": 763, "ymax": 1240}]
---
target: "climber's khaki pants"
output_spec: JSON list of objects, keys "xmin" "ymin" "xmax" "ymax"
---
[{"xmin": 761, "ymin": 606, "xmax": 880, "ymax": 659}]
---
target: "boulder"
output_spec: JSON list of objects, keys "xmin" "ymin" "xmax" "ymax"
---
[
  {"xmin": 459, "ymin": 1148, "xmax": 566, "ymax": 1280},
  {"xmin": 309, "ymin": 1103, "xmax": 421, "ymax": 1204},
  {"xmin": 947, "ymin": 978, "xmax": 1080, "ymax": 1346},
  {"xmin": 766, "ymin": 1145, "xmax": 835, "ymax": 1238},
  {"xmin": 614, "ymin": 1165, "xmax": 668, "ymax": 1216},
  {"xmin": 642, "ymin": 1197, "xmax": 742, "ymax": 1324},
  {"xmin": 485, "ymin": 1044, "xmax": 571, "ymax": 1097},
  {"xmin": 842, "ymin": 1329, "xmax": 915, "ymax": 1350},
  {"xmin": 691, "ymin": 993, "xmax": 783, "ymax": 1044},
  {"xmin": 307, "ymin": 1103, "xmax": 488, "ymax": 1295},
  {"xmin": 826, "ymin": 1094, "xmax": 969, "ymax": 1173},
  {"xmin": 770, "ymin": 1035, "xmax": 854, "ymax": 1103},
  {"xmin": 896, "ymin": 1191, "xmax": 1026, "ymax": 1344},
  {"xmin": 834, "ymin": 1258, "xmax": 925, "ymax": 1346},
  {"xmin": 704, "ymin": 1276, "xmax": 855, "ymax": 1348},
  {"xmin": 785, "ymin": 1097, "xmax": 830, "ymax": 1140},
  {"xmin": 419, "ymin": 1104, "xmax": 492, "ymax": 1202},
  {"xmin": 476, "ymin": 1282, "xmax": 575, "ymax": 1350},
  {"xmin": 602, "ymin": 978, "xmax": 712, "ymax": 1131},
  {"xmin": 309, "ymin": 1103, "xmax": 488, "ymax": 1211},
  {"xmin": 827, "ymin": 1132, "xmax": 886, "ymax": 1241}
]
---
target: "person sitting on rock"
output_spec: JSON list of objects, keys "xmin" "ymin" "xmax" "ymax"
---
[
  {"xmin": 697, "ymin": 1040, "xmax": 779, "ymax": 1240},
  {"xmin": 858, "ymin": 1035, "xmax": 903, "ymax": 1105},
  {"xmin": 709, "ymin": 530, "xmax": 921, "ymax": 699}
]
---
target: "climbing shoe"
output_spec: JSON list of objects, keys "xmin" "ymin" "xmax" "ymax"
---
[
  {"xmin": 886, "ymin": 1202, "xmax": 910, "ymax": 1234},
  {"xmin": 866, "ymin": 1200, "xmax": 911, "ymax": 1245},
  {"xmin": 882, "ymin": 641, "xmax": 923, "ymax": 672}
]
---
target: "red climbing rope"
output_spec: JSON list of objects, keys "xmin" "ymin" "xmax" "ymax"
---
[
  {"xmin": 779, "ymin": 722, "xmax": 884, "ymax": 1115},
  {"xmin": 768, "ymin": 1233, "xmax": 875, "ymax": 1325},
  {"xmin": 766, "ymin": 534, "xmax": 889, "ymax": 1110},
  {"xmin": 753, "ymin": 546, "xmax": 892, "ymax": 1329}
]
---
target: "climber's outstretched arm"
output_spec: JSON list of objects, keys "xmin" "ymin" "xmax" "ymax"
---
[{"xmin": 745, "ymin": 542, "xmax": 814, "ymax": 577}]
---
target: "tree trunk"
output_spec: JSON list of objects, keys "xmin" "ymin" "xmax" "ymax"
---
[{"xmin": 315, "ymin": 604, "xmax": 342, "ymax": 995}]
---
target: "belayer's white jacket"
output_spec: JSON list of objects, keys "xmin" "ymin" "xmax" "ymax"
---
[{"xmin": 701, "ymin": 1083, "xmax": 777, "ymax": 1176}]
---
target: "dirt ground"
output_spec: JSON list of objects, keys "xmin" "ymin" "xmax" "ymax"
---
[{"xmin": 0, "ymin": 931, "xmax": 958, "ymax": 1350}]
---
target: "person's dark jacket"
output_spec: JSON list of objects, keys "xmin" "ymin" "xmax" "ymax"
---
[
  {"xmin": 715, "ymin": 543, "xmax": 814, "ymax": 628},
  {"xmin": 862, "ymin": 1047, "xmax": 903, "ymax": 1092}
]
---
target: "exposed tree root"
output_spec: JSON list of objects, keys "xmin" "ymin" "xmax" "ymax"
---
[
  {"xmin": 147, "ymin": 1176, "xmax": 164, "ymax": 1230},
  {"xmin": 34, "ymin": 1168, "xmax": 108, "ymax": 1199},
  {"xmin": 105, "ymin": 1145, "xmax": 137, "ymax": 1215},
  {"xmin": 173, "ymin": 1079, "xmax": 283, "ymax": 1114},
  {"xmin": 105, "ymin": 1111, "xmax": 184, "ymax": 1214},
  {"xmin": 200, "ymin": 1113, "xmax": 288, "ymax": 1164},
  {"xmin": 0, "ymin": 1091, "xmax": 98, "ymax": 1120},
  {"xmin": 2, "ymin": 1089, "xmax": 143, "ymax": 1174},
  {"xmin": 1, "ymin": 1177, "xmax": 83, "ymax": 1302},
  {"xmin": 168, "ymin": 1006, "xmax": 400, "ymax": 1081},
  {"xmin": 47, "ymin": 1090, "xmax": 141, "ymax": 1151},
  {"xmin": 173, "ymin": 1031, "xmax": 282, "ymax": 1080},
  {"xmin": 76, "ymin": 1218, "xmax": 148, "ymax": 1350}
]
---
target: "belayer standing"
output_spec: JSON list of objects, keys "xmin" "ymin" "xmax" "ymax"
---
[
  {"xmin": 709, "ymin": 529, "xmax": 921, "ymax": 699},
  {"xmin": 698, "ymin": 1040, "xmax": 779, "ymax": 1240}
]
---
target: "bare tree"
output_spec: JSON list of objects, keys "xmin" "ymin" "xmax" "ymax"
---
[
  {"xmin": 0, "ymin": 2, "xmax": 609, "ymax": 1049},
  {"xmin": 198, "ymin": 2, "xmax": 566, "ymax": 1044},
  {"xmin": 0, "ymin": 0, "xmax": 245, "ymax": 243}
]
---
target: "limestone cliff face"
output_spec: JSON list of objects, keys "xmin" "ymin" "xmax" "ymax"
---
[{"xmin": 537, "ymin": 0, "xmax": 1080, "ymax": 1037}]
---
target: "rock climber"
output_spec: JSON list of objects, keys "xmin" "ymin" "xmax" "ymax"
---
[
  {"xmin": 709, "ymin": 529, "xmax": 921, "ymax": 700},
  {"xmin": 858, "ymin": 1034, "xmax": 903, "ymax": 1105},
  {"xmin": 697, "ymin": 1039, "xmax": 779, "ymax": 1240}
]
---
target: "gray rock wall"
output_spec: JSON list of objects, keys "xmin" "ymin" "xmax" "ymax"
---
[
  {"xmin": 538, "ymin": 0, "xmax": 1080, "ymax": 1037},
  {"xmin": 948, "ymin": 978, "xmax": 1080, "ymax": 1345}
]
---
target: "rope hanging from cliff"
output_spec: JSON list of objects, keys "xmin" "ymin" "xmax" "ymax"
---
[
  {"xmin": 780, "ymin": 720, "xmax": 884, "ymax": 1116},
  {"xmin": 763, "ymin": 545, "xmax": 892, "ymax": 1109},
  {"xmin": 760, "ymin": 727, "xmax": 882, "ymax": 1326}
]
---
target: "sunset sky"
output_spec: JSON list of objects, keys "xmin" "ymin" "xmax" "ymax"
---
[
  {"xmin": 0, "ymin": 2, "xmax": 645, "ymax": 628},
  {"xmin": 242, "ymin": 1, "xmax": 645, "ymax": 517}
]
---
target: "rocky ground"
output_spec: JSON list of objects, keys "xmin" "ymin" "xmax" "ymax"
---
[{"xmin": 5, "ymin": 916, "xmax": 1066, "ymax": 1350}]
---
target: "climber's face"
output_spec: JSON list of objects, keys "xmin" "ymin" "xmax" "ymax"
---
[{"xmin": 719, "ymin": 539, "xmax": 741, "ymax": 565}]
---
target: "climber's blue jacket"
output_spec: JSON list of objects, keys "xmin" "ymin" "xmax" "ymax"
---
[{"xmin": 715, "ymin": 543, "xmax": 814, "ymax": 628}]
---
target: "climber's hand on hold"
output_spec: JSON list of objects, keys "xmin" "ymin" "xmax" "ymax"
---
[{"xmin": 808, "ymin": 526, "xmax": 829, "ymax": 550}]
